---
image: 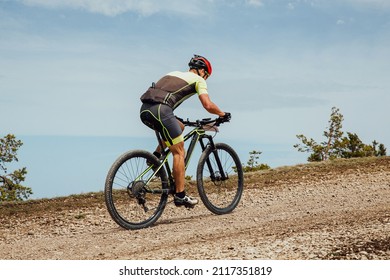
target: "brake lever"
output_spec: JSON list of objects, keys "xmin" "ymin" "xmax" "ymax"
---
[{"xmin": 214, "ymin": 118, "xmax": 222, "ymax": 126}]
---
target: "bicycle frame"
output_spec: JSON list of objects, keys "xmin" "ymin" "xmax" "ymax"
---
[
  {"xmin": 157, "ymin": 125, "xmax": 210, "ymax": 185},
  {"xmin": 139, "ymin": 121, "xmax": 228, "ymax": 194}
]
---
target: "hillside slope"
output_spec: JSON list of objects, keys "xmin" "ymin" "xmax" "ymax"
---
[{"xmin": 1, "ymin": 157, "xmax": 389, "ymax": 260}]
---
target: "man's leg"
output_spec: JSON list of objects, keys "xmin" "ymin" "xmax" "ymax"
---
[
  {"xmin": 154, "ymin": 120, "xmax": 185, "ymax": 156},
  {"xmin": 168, "ymin": 141, "xmax": 185, "ymax": 194},
  {"xmin": 169, "ymin": 136, "xmax": 198, "ymax": 208}
]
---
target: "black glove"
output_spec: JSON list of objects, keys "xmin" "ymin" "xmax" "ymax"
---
[{"xmin": 219, "ymin": 112, "xmax": 231, "ymax": 123}]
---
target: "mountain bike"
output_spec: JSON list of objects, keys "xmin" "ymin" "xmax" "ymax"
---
[{"xmin": 104, "ymin": 117, "xmax": 244, "ymax": 230}]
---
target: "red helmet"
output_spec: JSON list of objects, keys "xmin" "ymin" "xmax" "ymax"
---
[{"xmin": 188, "ymin": 54, "xmax": 212, "ymax": 76}]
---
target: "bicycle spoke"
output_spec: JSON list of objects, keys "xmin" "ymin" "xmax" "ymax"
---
[
  {"xmin": 197, "ymin": 143, "xmax": 243, "ymax": 214},
  {"xmin": 105, "ymin": 151, "xmax": 168, "ymax": 229}
]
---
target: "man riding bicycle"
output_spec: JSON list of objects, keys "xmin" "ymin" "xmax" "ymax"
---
[{"xmin": 140, "ymin": 54, "xmax": 231, "ymax": 208}]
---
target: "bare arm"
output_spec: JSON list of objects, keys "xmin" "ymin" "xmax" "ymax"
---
[{"xmin": 199, "ymin": 94, "xmax": 225, "ymax": 117}]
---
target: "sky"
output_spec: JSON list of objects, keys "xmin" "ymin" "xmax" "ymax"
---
[{"xmin": 1, "ymin": 0, "xmax": 389, "ymax": 198}]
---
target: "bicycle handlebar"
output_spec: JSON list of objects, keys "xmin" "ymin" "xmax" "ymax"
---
[{"xmin": 176, "ymin": 116, "xmax": 229, "ymax": 127}]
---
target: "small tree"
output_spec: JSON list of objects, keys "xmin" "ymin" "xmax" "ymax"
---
[
  {"xmin": 295, "ymin": 107, "xmax": 345, "ymax": 161},
  {"xmin": 242, "ymin": 150, "xmax": 270, "ymax": 172},
  {"xmin": 0, "ymin": 134, "xmax": 32, "ymax": 201},
  {"xmin": 377, "ymin": 143, "xmax": 387, "ymax": 156},
  {"xmin": 371, "ymin": 141, "xmax": 387, "ymax": 157},
  {"xmin": 294, "ymin": 107, "xmax": 387, "ymax": 162}
]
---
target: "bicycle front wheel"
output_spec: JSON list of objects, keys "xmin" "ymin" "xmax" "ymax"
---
[
  {"xmin": 104, "ymin": 150, "xmax": 169, "ymax": 230},
  {"xmin": 196, "ymin": 143, "xmax": 244, "ymax": 214}
]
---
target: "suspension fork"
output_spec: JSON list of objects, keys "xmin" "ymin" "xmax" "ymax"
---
[{"xmin": 200, "ymin": 135, "xmax": 228, "ymax": 181}]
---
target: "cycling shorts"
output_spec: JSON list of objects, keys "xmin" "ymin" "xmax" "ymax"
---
[{"xmin": 140, "ymin": 103, "xmax": 184, "ymax": 147}]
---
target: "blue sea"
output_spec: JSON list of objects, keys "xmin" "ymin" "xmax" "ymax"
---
[{"xmin": 11, "ymin": 135, "xmax": 307, "ymax": 199}]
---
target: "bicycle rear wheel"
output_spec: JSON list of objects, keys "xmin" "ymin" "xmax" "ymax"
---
[
  {"xmin": 104, "ymin": 150, "xmax": 169, "ymax": 230},
  {"xmin": 196, "ymin": 143, "xmax": 244, "ymax": 214}
]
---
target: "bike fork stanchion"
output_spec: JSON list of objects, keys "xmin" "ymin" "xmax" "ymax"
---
[
  {"xmin": 199, "ymin": 137, "xmax": 214, "ymax": 181},
  {"xmin": 199, "ymin": 135, "xmax": 227, "ymax": 182},
  {"xmin": 212, "ymin": 149, "xmax": 228, "ymax": 181}
]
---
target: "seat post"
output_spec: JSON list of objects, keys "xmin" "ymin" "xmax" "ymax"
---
[{"xmin": 155, "ymin": 131, "xmax": 166, "ymax": 156}]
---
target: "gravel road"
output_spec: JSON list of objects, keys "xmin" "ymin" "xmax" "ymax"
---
[{"xmin": 1, "ymin": 157, "xmax": 389, "ymax": 260}]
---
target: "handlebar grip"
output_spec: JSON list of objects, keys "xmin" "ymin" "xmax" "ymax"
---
[{"xmin": 215, "ymin": 113, "xmax": 231, "ymax": 125}]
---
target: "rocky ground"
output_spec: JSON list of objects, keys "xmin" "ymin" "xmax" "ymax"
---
[{"xmin": 0, "ymin": 156, "xmax": 389, "ymax": 260}]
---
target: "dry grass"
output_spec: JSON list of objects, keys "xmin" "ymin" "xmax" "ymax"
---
[
  {"xmin": 0, "ymin": 192, "xmax": 105, "ymax": 217},
  {"xmin": 1, "ymin": 156, "xmax": 389, "ymax": 218}
]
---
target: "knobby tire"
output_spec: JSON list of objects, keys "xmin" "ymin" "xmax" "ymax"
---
[
  {"xmin": 196, "ymin": 143, "xmax": 244, "ymax": 214},
  {"xmin": 104, "ymin": 150, "xmax": 168, "ymax": 230}
]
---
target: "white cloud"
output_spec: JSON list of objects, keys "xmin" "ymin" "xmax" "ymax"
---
[
  {"xmin": 287, "ymin": 2, "xmax": 295, "ymax": 10},
  {"xmin": 336, "ymin": 19, "xmax": 345, "ymax": 25},
  {"xmin": 15, "ymin": 0, "xmax": 390, "ymax": 18},
  {"xmin": 330, "ymin": 0, "xmax": 390, "ymax": 11},
  {"xmin": 344, "ymin": 0, "xmax": 390, "ymax": 9},
  {"xmin": 246, "ymin": 0, "xmax": 263, "ymax": 7},
  {"xmin": 17, "ymin": 0, "xmax": 208, "ymax": 17}
]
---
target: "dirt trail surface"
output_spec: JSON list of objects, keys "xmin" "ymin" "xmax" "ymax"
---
[{"xmin": 1, "ymin": 157, "xmax": 390, "ymax": 260}]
